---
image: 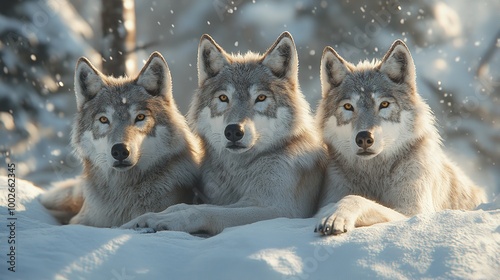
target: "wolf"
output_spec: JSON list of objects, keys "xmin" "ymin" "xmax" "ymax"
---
[
  {"xmin": 39, "ymin": 52, "xmax": 200, "ymax": 227},
  {"xmin": 314, "ymin": 40, "xmax": 486, "ymax": 235},
  {"xmin": 122, "ymin": 32, "xmax": 327, "ymax": 235}
]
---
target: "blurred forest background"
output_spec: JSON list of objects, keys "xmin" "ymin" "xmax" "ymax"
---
[{"xmin": 0, "ymin": 0, "xmax": 499, "ymax": 198}]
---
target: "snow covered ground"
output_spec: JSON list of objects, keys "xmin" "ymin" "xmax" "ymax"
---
[{"xmin": 0, "ymin": 178, "xmax": 499, "ymax": 279}]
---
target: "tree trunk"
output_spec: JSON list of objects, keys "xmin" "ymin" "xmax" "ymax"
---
[{"xmin": 101, "ymin": 0, "xmax": 136, "ymax": 77}]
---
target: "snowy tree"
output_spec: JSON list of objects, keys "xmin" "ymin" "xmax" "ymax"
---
[{"xmin": 0, "ymin": 0, "xmax": 93, "ymax": 183}]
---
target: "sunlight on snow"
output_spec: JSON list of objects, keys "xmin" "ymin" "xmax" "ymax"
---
[
  {"xmin": 55, "ymin": 234, "xmax": 131, "ymax": 279},
  {"xmin": 249, "ymin": 248, "xmax": 303, "ymax": 275}
]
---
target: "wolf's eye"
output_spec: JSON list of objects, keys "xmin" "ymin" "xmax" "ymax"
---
[
  {"xmin": 255, "ymin": 94, "xmax": 267, "ymax": 102},
  {"xmin": 219, "ymin": 94, "xmax": 229, "ymax": 102},
  {"xmin": 99, "ymin": 116, "xmax": 109, "ymax": 124},
  {"xmin": 380, "ymin": 101, "xmax": 390, "ymax": 109},
  {"xmin": 343, "ymin": 103, "xmax": 354, "ymax": 111},
  {"xmin": 135, "ymin": 114, "xmax": 146, "ymax": 122}
]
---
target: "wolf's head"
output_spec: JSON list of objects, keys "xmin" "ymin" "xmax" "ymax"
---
[
  {"xmin": 72, "ymin": 52, "xmax": 191, "ymax": 173},
  {"xmin": 318, "ymin": 40, "xmax": 436, "ymax": 161},
  {"xmin": 188, "ymin": 32, "xmax": 313, "ymax": 155}
]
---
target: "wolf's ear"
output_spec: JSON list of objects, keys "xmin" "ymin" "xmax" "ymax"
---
[
  {"xmin": 136, "ymin": 52, "xmax": 172, "ymax": 99},
  {"xmin": 262, "ymin": 32, "xmax": 298, "ymax": 81},
  {"xmin": 320, "ymin": 46, "xmax": 350, "ymax": 98},
  {"xmin": 378, "ymin": 40, "xmax": 416, "ymax": 86},
  {"xmin": 197, "ymin": 34, "xmax": 228, "ymax": 87},
  {"xmin": 74, "ymin": 57, "xmax": 105, "ymax": 111}
]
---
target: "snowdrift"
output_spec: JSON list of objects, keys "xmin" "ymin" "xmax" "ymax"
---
[{"xmin": 1, "ymin": 177, "xmax": 499, "ymax": 279}]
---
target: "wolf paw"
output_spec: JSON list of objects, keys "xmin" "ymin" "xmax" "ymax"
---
[
  {"xmin": 133, "ymin": 227, "xmax": 156, "ymax": 234},
  {"xmin": 121, "ymin": 212, "xmax": 164, "ymax": 230},
  {"xmin": 314, "ymin": 201, "xmax": 357, "ymax": 236},
  {"xmin": 314, "ymin": 213, "xmax": 354, "ymax": 236}
]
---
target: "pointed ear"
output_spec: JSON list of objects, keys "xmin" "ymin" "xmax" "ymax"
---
[
  {"xmin": 262, "ymin": 32, "xmax": 298, "ymax": 81},
  {"xmin": 197, "ymin": 34, "xmax": 228, "ymax": 87},
  {"xmin": 74, "ymin": 57, "xmax": 105, "ymax": 111},
  {"xmin": 320, "ymin": 46, "xmax": 350, "ymax": 98},
  {"xmin": 136, "ymin": 51, "xmax": 172, "ymax": 99},
  {"xmin": 378, "ymin": 40, "xmax": 416, "ymax": 85}
]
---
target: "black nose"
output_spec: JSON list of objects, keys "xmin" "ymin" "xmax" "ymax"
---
[
  {"xmin": 355, "ymin": 131, "xmax": 374, "ymax": 149},
  {"xmin": 224, "ymin": 124, "xmax": 244, "ymax": 142},
  {"xmin": 111, "ymin": 143, "xmax": 130, "ymax": 161}
]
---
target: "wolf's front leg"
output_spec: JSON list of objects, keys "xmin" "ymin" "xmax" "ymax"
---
[
  {"xmin": 122, "ymin": 204, "xmax": 287, "ymax": 235},
  {"xmin": 121, "ymin": 205, "xmax": 219, "ymax": 234},
  {"xmin": 315, "ymin": 195, "xmax": 406, "ymax": 235}
]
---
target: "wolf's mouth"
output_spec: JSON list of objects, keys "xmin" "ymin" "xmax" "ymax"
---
[
  {"xmin": 356, "ymin": 151, "xmax": 376, "ymax": 157},
  {"xmin": 226, "ymin": 144, "xmax": 246, "ymax": 149},
  {"xmin": 113, "ymin": 161, "xmax": 133, "ymax": 169},
  {"xmin": 225, "ymin": 143, "xmax": 247, "ymax": 152}
]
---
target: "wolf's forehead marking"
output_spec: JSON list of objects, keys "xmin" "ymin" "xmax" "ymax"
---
[
  {"xmin": 225, "ymin": 84, "xmax": 235, "ymax": 99},
  {"xmin": 249, "ymin": 84, "xmax": 263, "ymax": 98},
  {"xmin": 339, "ymin": 93, "xmax": 360, "ymax": 103},
  {"xmin": 340, "ymin": 88, "xmax": 393, "ymax": 106},
  {"xmin": 128, "ymin": 104, "xmax": 148, "ymax": 114},
  {"xmin": 104, "ymin": 106, "xmax": 115, "ymax": 116},
  {"xmin": 112, "ymin": 105, "xmax": 131, "ymax": 120},
  {"xmin": 219, "ymin": 82, "xmax": 267, "ymax": 101},
  {"xmin": 369, "ymin": 91, "xmax": 388, "ymax": 102}
]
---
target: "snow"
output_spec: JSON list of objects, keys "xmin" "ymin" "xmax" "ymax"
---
[{"xmin": 1, "ymin": 178, "xmax": 499, "ymax": 279}]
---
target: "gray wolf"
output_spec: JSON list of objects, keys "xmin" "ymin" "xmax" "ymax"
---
[
  {"xmin": 122, "ymin": 32, "xmax": 327, "ymax": 235},
  {"xmin": 39, "ymin": 52, "xmax": 200, "ymax": 227},
  {"xmin": 314, "ymin": 40, "xmax": 486, "ymax": 235}
]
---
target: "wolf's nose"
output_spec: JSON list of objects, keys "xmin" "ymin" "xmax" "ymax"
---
[
  {"xmin": 224, "ymin": 124, "xmax": 244, "ymax": 142},
  {"xmin": 111, "ymin": 143, "xmax": 130, "ymax": 161},
  {"xmin": 355, "ymin": 131, "xmax": 374, "ymax": 149}
]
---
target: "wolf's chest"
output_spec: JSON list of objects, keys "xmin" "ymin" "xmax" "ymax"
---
[
  {"xmin": 202, "ymin": 164, "xmax": 255, "ymax": 205},
  {"xmin": 344, "ymin": 165, "xmax": 394, "ymax": 200}
]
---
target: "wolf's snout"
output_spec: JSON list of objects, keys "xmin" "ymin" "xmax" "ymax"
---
[
  {"xmin": 111, "ymin": 143, "xmax": 130, "ymax": 161},
  {"xmin": 355, "ymin": 131, "xmax": 374, "ymax": 149},
  {"xmin": 224, "ymin": 124, "xmax": 244, "ymax": 142}
]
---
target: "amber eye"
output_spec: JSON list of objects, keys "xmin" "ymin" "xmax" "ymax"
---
[
  {"xmin": 380, "ymin": 101, "xmax": 390, "ymax": 109},
  {"xmin": 219, "ymin": 94, "xmax": 228, "ymax": 102},
  {"xmin": 256, "ymin": 94, "xmax": 267, "ymax": 102},
  {"xmin": 343, "ymin": 103, "xmax": 353, "ymax": 111},
  {"xmin": 99, "ymin": 116, "xmax": 109, "ymax": 124},
  {"xmin": 135, "ymin": 114, "xmax": 146, "ymax": 122}
]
